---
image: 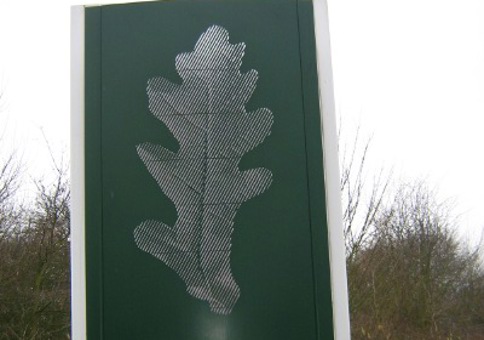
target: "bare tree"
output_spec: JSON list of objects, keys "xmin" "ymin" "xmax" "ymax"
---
[
  {"xmin": 0, "ymin": 159, "xmax": 70, "ymax": 339},
  {"xmin": 347, "ymin": 180, "xmax": 484, "ymax": 339},
  {"xmin": 339, "ymin": 128, "xmax": 391, "ymax": 262},
  {"xmin": 0, "ymin": 90, "xmax": 21, "ymax": 240},
  {"xmin": 339, "ymin": 126, "xmax": 483, "ymax": 339}
]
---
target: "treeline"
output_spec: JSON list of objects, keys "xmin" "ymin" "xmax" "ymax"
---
[
  {"xmin": 0, "ymin": 139, "xmax": 483, "ymax": 339},
  {"xmin": 341, "ymin": 139, "xmax": 484, "ymax": 339},
  {"xmin": 0, "ymin": 156, "xmax": 70, "ymax": 339}
]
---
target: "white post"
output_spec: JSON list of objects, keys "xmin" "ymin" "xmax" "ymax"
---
[
  {"xmin": 313, "ymin": 1, "xmax": 351, "ymax": 339},
  {"xmin": 70, "ymin": 6, "xmax": 87, "ymax": 340}
]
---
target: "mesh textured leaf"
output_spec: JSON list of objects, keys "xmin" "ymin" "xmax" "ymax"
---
[{"xmin": 134, "ymin": 25, "xmax": 273, "ymax": 314}]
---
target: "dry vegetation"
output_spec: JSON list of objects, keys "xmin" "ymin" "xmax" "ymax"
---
[
  {"xmin": 0, "ymin": 156, "xmax": 70, "ymax": 339},
  {"xmin": 341, "ymin": 137, "xmax": 484, "ymax": 339}
]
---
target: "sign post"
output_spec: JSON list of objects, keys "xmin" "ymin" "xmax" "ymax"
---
[{"xmin": 71, "ymin": 1, "xmax": 350, "ymax": 338}]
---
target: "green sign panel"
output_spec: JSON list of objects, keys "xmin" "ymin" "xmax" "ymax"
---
[{"xmin": 72, "ymin": 0, "xmax": 349, "ymax": 338}]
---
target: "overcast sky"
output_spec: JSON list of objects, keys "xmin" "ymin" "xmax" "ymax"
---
[
  {"xmin": 329, "ymin": 0, "xmax": 484, "ymax": 248},
  {"xmin": 0, "ymin": 0, "xmax": 482, "ymax": 246}
]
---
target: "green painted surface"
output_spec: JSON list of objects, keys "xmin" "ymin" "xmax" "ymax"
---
[
  {"xmin": 84, "ymin": 1, "xmax": 334, "ymax": 338},
  {"xmin": 85, "ymin": 7, "xmax": 103, "ymax": 339}
]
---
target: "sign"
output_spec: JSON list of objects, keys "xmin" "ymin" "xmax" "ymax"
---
[{"xmin": 71, "ymin": 1, "xmax": 349, "ymax": 339}]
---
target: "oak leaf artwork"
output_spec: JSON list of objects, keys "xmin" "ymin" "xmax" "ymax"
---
[{"xmin": 134, "ymin": 25, "xmax": 273, "ymax": 315}]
